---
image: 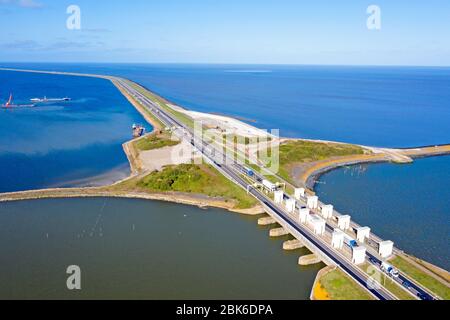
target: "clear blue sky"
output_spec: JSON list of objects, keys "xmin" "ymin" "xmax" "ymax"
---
[{"xmin": 1, "ymin": 0, "xmax": 450, "ymax": 65}]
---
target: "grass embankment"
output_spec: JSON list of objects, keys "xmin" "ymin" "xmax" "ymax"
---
[
  {"xmin": 318, "ymin": 269, "xmax": 374, "ymax": 300},
  {"xmin": 116, "ymin": 164, "xmax": 257, "ymax": 209},
  {"xmin": 221, "ymin": 134, "xmax": 272, "ymax": 146},
  {"xmin": 118, "ymin": 109, "xmax": 257, "ymax": 210},
  {"xmin": 358, "ymin": 263, "xmax": 415, "ymax": 300},
  {"xmin": 381, "ymin": 278, "xmax": 415, "ymax": 300},
  {"xmin": 135, "ymin": 133, "xmax": 180, "ymax": 151},
  {"xmin": 125, "ymin": 79, "xmax": 195, "ymax": 128},
  {"xmin": 111, "ymin": 79, "xmax": 165, "ymax": 130},
  {"xmin": 277, "ymin": 140, "xmax": 365, "ymax": 183},
  {"xmin": 390, "ymin": 256, "xmax": 450, "ymax": 299}
]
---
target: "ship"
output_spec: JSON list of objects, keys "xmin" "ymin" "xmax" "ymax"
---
[
  {"xmin": 1, "ymin": 93, "xmax": 35, "ymax": 109},
  {"xmin": 132, "ymin": 124, "xmax": 146, "ymax": 138},
  {"xmin": 30, "ymin": 96, "xmax": 71, "ymax": 103}
]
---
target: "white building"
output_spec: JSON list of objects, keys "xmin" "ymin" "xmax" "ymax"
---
[
  {"xmin": 321, "ymin": 204, "xmax": 334, "ymax": 219},
  {"xmin": 352, "ymin": 246, "xmax": 366, "ymax": 265},
  {"xmin": 274, "ymin": 190, "xmax": 284, "ymax": 204},
  {"xmin": 337, "ymin": 215, "xmax": 351, "ymax": 230},
  {"xmin": 263, "ymin": 179, "xmax": 277, "ymax": 192},
  {"xmin": 294, "ymin": 188, "xmax": 305, "ymax": 200},
  {"xmin": 309, "ymin": 215, "xmax": 326, "ymax": 235},
  {"xmin": 378, "ymin": 240, "xmax": 394, "ymax": 258},
  {"xmin": 331, "ymin": 229, "xmax": 345, "ymax": 249},
  {"xmin": 306, "ymin": 195, "xmax": 319, "ymax": 209},
  {"xmin": 356, "ymin": 226, "xmax": 371, "ymax": 242},
  {"xmin": 299, "ymin": 208, "xmax": 309, "ymax": 224},
  {"xmin": 285, "ymin": 198, "xmax": 296, "ymax": 213}
]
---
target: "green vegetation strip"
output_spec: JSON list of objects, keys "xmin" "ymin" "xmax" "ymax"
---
[
  {"xmin": 113, "ymin": 79, "xmax": 165, "ymax": 129},
  {"xmin": 119, "ymin": 164, "xmax": 257, "ymax": 209},
  {"xmin": 135, "ymin": 134, "xmax": 179, "ymax": 151},
  {"xmin": 384, "ymin": 280, "xmax": 415, "ymax": 300},
  {"xmin": 319, "ymin": 269, "xmax": 374, "ymax": 300},
  {"xmin": 126, "ymin": 80, "xmax": 195, "ymax": 128},
  {"xmin": 140, "ymin": 107, "xmax": 165, "ymax": 129},
  {"xmin": 358, "ymin": 263, "xmax": 415, "ymax": 300},
  {"xmin": 390, "ymin": 256, "xmax": 450, "ymax": 299},
  {"xmin": 277, "ymin": 140, "xmax": 365, "ymax": 182}
]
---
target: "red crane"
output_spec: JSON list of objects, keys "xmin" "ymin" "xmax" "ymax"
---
[{"xmin": 5, "ymin": 93, "xmax": 12, "ymax": 107}]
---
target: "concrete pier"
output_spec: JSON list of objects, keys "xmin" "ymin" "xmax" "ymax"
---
[
  {"xmin": 298, "ymin": 254, "xmax": 322, "ymax": 266},
  {"xmin": 258, "ymin": 216, "xmax": 277, "ymax": 226},
  {"xmin": 269, "ymin": 227, "xmax": 289, "ymax": 237},
  {"xmin": 283, "ymin": 239, "xmax": 305, "ymax": 250}
]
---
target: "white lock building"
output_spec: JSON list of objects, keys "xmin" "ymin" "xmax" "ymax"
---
[
  {"xmin": 352, "ymin": 246, "xmax": 366, "ymax": 265},
  {"xmin": 306, "ymin": 195, "xmax": 319, "ymax": 209},
  {"xmin": 274, "ymin": 190, "xmax": 284, "ymax": 204},
  {"xmin": 321, "ymin": 204, "xmax": 333, "ymax": 219},
  {"xmin": 331, "ymin": 229, "xmax": 345, "ymax": 249},
  {"xmin": 294, "ymin": 188, "xmax": 305, "ymax": 200},
  {"xmin": 285, "ymin": 198, "xmax": 296, "ymax": 213},
  {"xmin": 299, "ymin": 208, "xmax": 309, "ymax": 224},
  {"xmin": 356, "ymin": 226, "xmax": 371, "ymax": 242},
  {"xmin": 378, "ymin": 240, "xmax": 394, "ymax": 258},
  {"xmin": 309, "ymin": 215, "xmax": 326, "ymax": 235},
  {"xmin": 337, "ymin": 215, "xmax": 351, "ymax": 230}
]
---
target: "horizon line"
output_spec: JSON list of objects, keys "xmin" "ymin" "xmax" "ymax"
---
[{"xmin": 1, "ymin": 61, "xmax": 450, "ymax": 68}]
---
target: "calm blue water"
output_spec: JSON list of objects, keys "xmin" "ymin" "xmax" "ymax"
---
[
  {"xmin": 0, "ymin": 70, "xmax": 149, "ymax": 193},
  {"xmin": 315, "ymin": 156, "xmax": 450, "ymax": 270},
  {"xmin": 2, "ymin": 63, "xmax": 450, "ymax": 147}
]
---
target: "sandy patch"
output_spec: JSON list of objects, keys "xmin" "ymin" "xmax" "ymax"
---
[
  {"xmin": 169, "ymin": 104, "xmax": 274, "ymax": 138},
  {"xmin": 139, "ymin": 139, "xmax": 202, "ymax": 172}
]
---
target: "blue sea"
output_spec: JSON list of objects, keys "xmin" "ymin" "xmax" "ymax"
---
[
  {"xmin": 0, "ymin": 69, "xmax": 149, "ymax": 193},
  {"xmin": 2, "ymin": 63, "xmax": 450, "ymax": 147},
  {"xmin": 0, "ymin": 63, "xmax": 448, "ymax": 269}
]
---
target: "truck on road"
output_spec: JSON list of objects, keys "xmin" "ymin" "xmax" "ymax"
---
[
  {"xmin": 344, "ymin": 235, "xmax": 358, "ymax": 248},
  {"xmin": 381, "ymin": 262, "xmax": 399, "ymax": 278},
  {"xmin": 243, "ymin": 166, "xmax": 254, "ymax": 177}
]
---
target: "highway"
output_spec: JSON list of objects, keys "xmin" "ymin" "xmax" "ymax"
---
[
  {"xmin": 114, "ymin": 78, "xmax": 435, "ymax": 301},
  {"xmin": 239, "ymin": 157, "xmax": 436, "ymax": 300},
  {"xmin": 245, "ymin": 168, "xmax": 434, "ymax": 300},
  {"xmin": 235, "ymin": 157, "xmax": 434, "ymax": 300}
]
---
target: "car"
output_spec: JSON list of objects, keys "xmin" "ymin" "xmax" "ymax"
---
[
  {"xmin": 402, "ymin": 281, "xmax": 412, "ymax": 289},
  {"xmin": 417, "ymin": 293, "xmax": 433, "ymax": 300},
  {"xmin": 369, "ymin": 257, "xmax": 378, "ymax": 265}
]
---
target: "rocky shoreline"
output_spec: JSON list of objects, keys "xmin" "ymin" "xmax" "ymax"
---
[{"xmin": 0, "ymin": 186, "xmax": 265, "ymax": 215}]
